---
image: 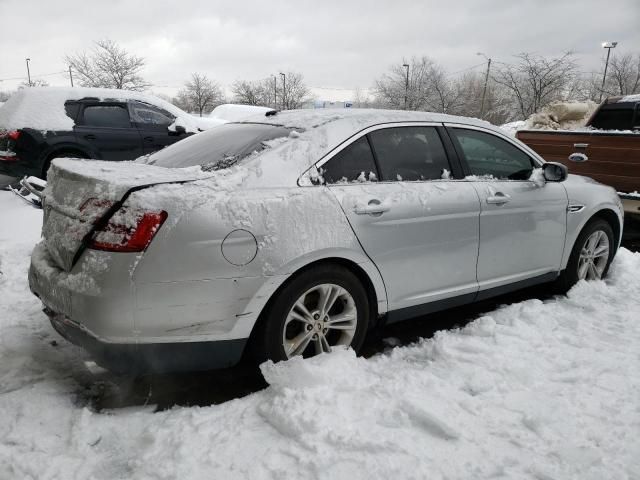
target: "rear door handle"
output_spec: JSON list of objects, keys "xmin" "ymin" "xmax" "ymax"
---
[
  {"xmin": 354, "ymin": 199, "xmax": 390, "ymax": 215},
  {"xmin": 144, "ymin": 136, "xmax": 154, "ymax": 142},
  {"xmin": 486, "ymin": 192, "xmax": 511, "ymax": 205},
  {"xmin": 573, "ymin": 143, "xmax": 589, "ymax": 149},
  {"xmin": 84, "ymin": 134, "xmax": 96, "ymax": 140}
]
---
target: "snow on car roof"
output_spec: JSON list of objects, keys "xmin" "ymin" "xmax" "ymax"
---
[
  {"xmin": 210, "ymin": 104, "xmax": 274, "ymax": 122},
  {"xmin": 618, "ymin": 94, "xmax": 640, "ymax": 103},
  {"xmin": 0, "ymin": 86, "xmax": 200, "ymax": 132}
]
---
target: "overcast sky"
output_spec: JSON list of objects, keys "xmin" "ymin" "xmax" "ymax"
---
[{"xmin": 1, "ymin": 0, "xmax": 639, "ymax": 101}]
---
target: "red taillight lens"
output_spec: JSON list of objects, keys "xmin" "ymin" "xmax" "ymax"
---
[
  {"xmin": 8, "ymin": 130, "xmax": 20, "ymax": 141},
  {"xmin": 88, "ymin": 207, "xmax": 168, "ymax": 253}
]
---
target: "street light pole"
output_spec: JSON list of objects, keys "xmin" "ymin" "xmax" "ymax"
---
[
  {"xmin": 281, "ymin": 73, "xmax": 286, "ymax": 110},
  {"xmin": 69, "ymin": 66, "xmax": 74, "ymax": 87},
  {"xmin": 402, "ymin": 63, "xmax": 410, "ymax": 110},
  {"xmin": 272, "ymin": 75, "xmax": 277, "ymax": 109},
  {"xmin": 25, "ymin": 58, "xmax": 31, "ymax": 87},
  {"xmin": 599, "ymin": 41, "xmax": 618, "ymax": 103},
  {"xmin": 477, "ymin": 52, "xmax": 491, "ymax": 119}
]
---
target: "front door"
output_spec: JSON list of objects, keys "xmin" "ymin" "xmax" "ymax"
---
[
  {"xmin": 320, "ymin": 125, "xmax": 481, "ymax": 314},
  {"xmin": 129, "ymin": 101, "xmax": 184, "ymax": 154},
  {"xmin": 447, "ymin": 125, "xmax": 568, "ymax": 292}
]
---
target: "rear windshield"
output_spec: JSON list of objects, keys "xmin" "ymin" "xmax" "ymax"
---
[
  {"xmin": 148, "ymin": 123, "xmax": 292, "ymax": 170},
  {"xmin": 590, "ymin": 105, "xmax": 634, "ymax": 130}
]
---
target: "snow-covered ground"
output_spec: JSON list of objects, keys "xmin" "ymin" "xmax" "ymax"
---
[{"xmin": 1, "ymin": 189, "xmax": 639, "ymax": 479}]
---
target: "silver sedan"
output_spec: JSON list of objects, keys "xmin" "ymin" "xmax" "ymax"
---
[{"xmin": 28, "ymin": 109, "xmax": 623, "ymax": 373}]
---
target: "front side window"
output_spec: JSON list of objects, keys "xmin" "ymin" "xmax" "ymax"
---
[
  {"xmin": 451, "ymin": 128, "xmax": 534, "ymax": 180},
  {"xmin": 81, "ymin": 105, "xmax": 131, "ymax": 128},
  {"xmin": 368, "ymin": 126, "xmax": 450, "ymax": 181},
  {"xmin": 130, "ymin": 102, "xmax": 174, "ymax": 127},
  {"xmin": 321, "ymin": 136, "xmax": 378, "ymax": 184}
]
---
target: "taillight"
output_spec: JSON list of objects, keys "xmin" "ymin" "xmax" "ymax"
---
[
  {"xmin": 85, "ymin": 201, "xmax": 168, "ymax": 253},
  {"xmin": 8, "ymin": 130, "xmax": 20, "ymax": 141}
]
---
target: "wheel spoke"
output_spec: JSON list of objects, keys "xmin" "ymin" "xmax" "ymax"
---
[
  {"xmin": 578, "ymin": 259, "xmax": 590, "ymax": 280},
  {"xmin": 588, "ymin": 261, "xmax": 599, "ymax": 280},
  {"xmin": 593, "ymin": 243, "xmax": 609, "ymax": 258},
  {"xmin": 287, "ymin": 331, "xmax": 314, "ymax": 357},
  {"xmin": 320, "ymin": 334, "xmax": 331, "ymax": 353},
  {"xmin": 314, "ymin": 335, "xmax": 323, "ymax": 355},
  {"xmin": 586, "ymin": 232, "xmax": 599, "ymax": 252},
  {"xmin": 293, "ymin": 300, "xmax": 314, "ymax": 321},
  {"xmin": 288, "ymin": 310, "xmax": 312, "ymax": 326}
]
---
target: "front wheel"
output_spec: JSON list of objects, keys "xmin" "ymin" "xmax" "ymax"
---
[
  {"xmin": 554, "ymin": 219, "xmax": 615, "ymax": 293},
  {"xmin": 252, "ymin": 265, "xmax": 370, "ymax": 363}
]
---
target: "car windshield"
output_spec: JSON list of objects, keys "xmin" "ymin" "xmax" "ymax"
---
[{"xmin": 148, "ymin": 122, "xmax": 292, "ymax": 170}]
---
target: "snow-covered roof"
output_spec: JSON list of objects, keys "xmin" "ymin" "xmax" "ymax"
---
[
  {"xmin": 618, "ymin": 94, "xmax": 640, "ymax": 103},
  {"xmin": 0, "ymin": 86, "xmax": 205, "ymax": 132},
  {"xmin": 210, "ymin": 104, "xmax": 274, "ymax": 122}
]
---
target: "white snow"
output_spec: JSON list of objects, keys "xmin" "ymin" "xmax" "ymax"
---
[
  {"xmin": 1, "ymin": 189, "xmax": 640, "ymax": 479},
  {"xmin": 210, "ymin": 104, "xmax": 274, "ymax": 122},
  {"xmin": 0, "ymin": 87, "xmax": 212, "ymax": 133},
  {"xmin": 618, "ymin": 94, "xmax": 640, "ymax": 103}
]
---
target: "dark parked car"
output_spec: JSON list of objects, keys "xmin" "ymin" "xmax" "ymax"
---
[{"xmin": 0, "ymin": 87, "xmax": 223, "ymax": 181}]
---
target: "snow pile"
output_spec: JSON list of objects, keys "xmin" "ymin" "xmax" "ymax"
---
[
  {"xmin": 210, "ymin": 104, "xmax": 274, "ymax": 122},
  {"xmin": 618, "ymin": 94, "xmax": 640, "ymax": 103},
  {"xmin": 0, "ymin": 87, "xmax": 209, "ymax": 133},
  {"xmin": 522, "ymin": 101, "xmax": 599, "ymax": 131},
  {"xmin": 1, "ymin": 190, "xmax": 640, "ymax": 479}
]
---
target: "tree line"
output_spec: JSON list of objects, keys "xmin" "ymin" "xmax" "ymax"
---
[{"xmin": 2, "ymin": 39, "xmax": 639, "ymax": 123}]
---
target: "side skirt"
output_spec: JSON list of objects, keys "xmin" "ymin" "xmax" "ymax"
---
[{"xmin": 385, "ymin": 271, "xmax": 559, "ymax": 324}]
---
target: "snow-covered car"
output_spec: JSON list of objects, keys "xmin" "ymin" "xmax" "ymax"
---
[
  {"xmin": 210, "ymin": 103, "xmax": 274, "ymax": 122},
  {"xmin": 28, "ymin": 109, "xmax": 624, "ymax": 374},
  {"xmin": 0, "ymin": 87, "xmax": 222, "ymax": 181}
]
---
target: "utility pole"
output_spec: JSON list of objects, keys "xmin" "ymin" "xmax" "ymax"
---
[
  {"xmin": 25, "ymin": 58, "xmax": 31, "ymax": 87},
  {"xmin": 68, "ymin": 66, "xmax": 74, "ymax": 87},
  {"xmin": 279, "ymin": 72, "xmax": 286, "ymax": 110},
  {"xmin": 599, "ymin": 41, "xmax": 618, "ymax": 103},
  {"xmin": 272, "ymin": 75, "xmax": 277, "ymax": 109},
  {"xmin": 477, "ymin": 53, "xmax": 491, "ymax": 119},
  {"xmin": 402, "ymin": 63, "xmax": 410, "ymax": 110}
]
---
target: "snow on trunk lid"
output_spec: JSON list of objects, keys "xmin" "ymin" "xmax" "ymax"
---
[{"xmin": 42, "ymin": 158, "xmax": 206, "ymax": 271}]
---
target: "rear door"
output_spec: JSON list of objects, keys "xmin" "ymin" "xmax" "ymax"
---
[
  {"xmin": 129, "ymin": 101, "xmax": 183, "ymax": 154},
  {"xmin": 447, "ymin": 125, "xmax": 567, "ymax": 294},
  {"xmin": 322, "ymin": 124, "xmax": 481, "ymax": 315},
  {"xmin": 74, "ymin": 103, "xmax": 144, "ymax": 160}
]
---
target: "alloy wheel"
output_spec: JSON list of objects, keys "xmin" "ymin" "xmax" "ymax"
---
[
  {"xmin": 578, "ymin": 230, "xmax": 610, "ymax": 280},
  {"xmin": 282, "ymin": 283, "xmax": 357, "ymax": 358}
]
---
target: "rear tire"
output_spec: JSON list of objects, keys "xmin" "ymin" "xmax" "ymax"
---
[
  {"xmin": 554, "ymin": 218, "xmax": 615, "ymax": 293},
  {"xmin": 251, "ymin": 264, "xmax": 370, "ymax": 363}
]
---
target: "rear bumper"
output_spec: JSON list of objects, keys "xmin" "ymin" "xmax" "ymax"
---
[{"xmin": 47, "ymin": 309, "xmax": 247, "ymax": 374}]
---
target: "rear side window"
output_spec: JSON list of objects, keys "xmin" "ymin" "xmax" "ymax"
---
[
  {"xmin": 64, "ymin": 102, "xmax": 80, "ymax": 122},
  {"xmin": 368, "ymin": 126, "xmax": 450, "ymax": 181},
  {"xmin": 81, "ymin": 105, "xmax": 131, "ymax": 128},
  {"xmin": 321, "ymin": 136, "xmax": 378, "ymax": 184},
  {"xmin": 590, "ymin": 105, "xmax": 634, "ymax": 130},
  {"xmin": 451, "ymin": 128, "xmax": 534, "ymax": 180}
]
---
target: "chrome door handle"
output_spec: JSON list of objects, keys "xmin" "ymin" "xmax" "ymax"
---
[
  {"xmin": 486, "ymin": 192, "xmax": 511, "ymax": 205},
  {"xmin": 354, "ymin": 200, "xmax": 390, "ymax": 215},
  {"xmin": 573, "ymin": 143, "xmax": 589, "ymax": 149}
]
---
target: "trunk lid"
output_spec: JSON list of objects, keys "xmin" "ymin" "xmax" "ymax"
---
[{"xmin": 42, "ymin": 158, "xmax": 206, "ymax": 271}]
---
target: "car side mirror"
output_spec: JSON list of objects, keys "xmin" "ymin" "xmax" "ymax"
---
[
  {"xmin": 542, "ymin": 162, "xmax": 568, "ymax": 182},
  {"xmin": 568, "ymin": 152, "xmax": 588, "ymax": 163},
  {"xmin": 168, "ymin": 124, "xmax": 186, "ymax": 136}
]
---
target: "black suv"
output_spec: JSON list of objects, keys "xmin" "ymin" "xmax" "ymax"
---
[{"xmin": 0, "ymin": 93, "xmax": 193, "ymax": 180}]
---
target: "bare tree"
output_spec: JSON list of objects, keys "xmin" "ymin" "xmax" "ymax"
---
[
  {"xmin": 232, "ymin": 79, "xmax": 273, "ymax": 107},
  {"xmin": 605, "ymin": 53, "xmax": 640, "ymax": 96},
  {"xmin": 492, "ymin": 52, "xmax": 577, "ymax": 118},
  {"xmin": 280, "ymin": 72, "xmax": 310, "ymax": 109},
  {"xmin": 175, "ymin": 73, "xmax": 224, "ymax": 116},
  {"xmin": 19, "ymin": 79, "xmax": 49, "ymax": 88},
  {"xmin": 232, "ymin": 72, "xmax": 309, "ymax": 110},
  {"xmin": 65, "ymin": 39, "xmax": 150, "ymax": 91}
]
